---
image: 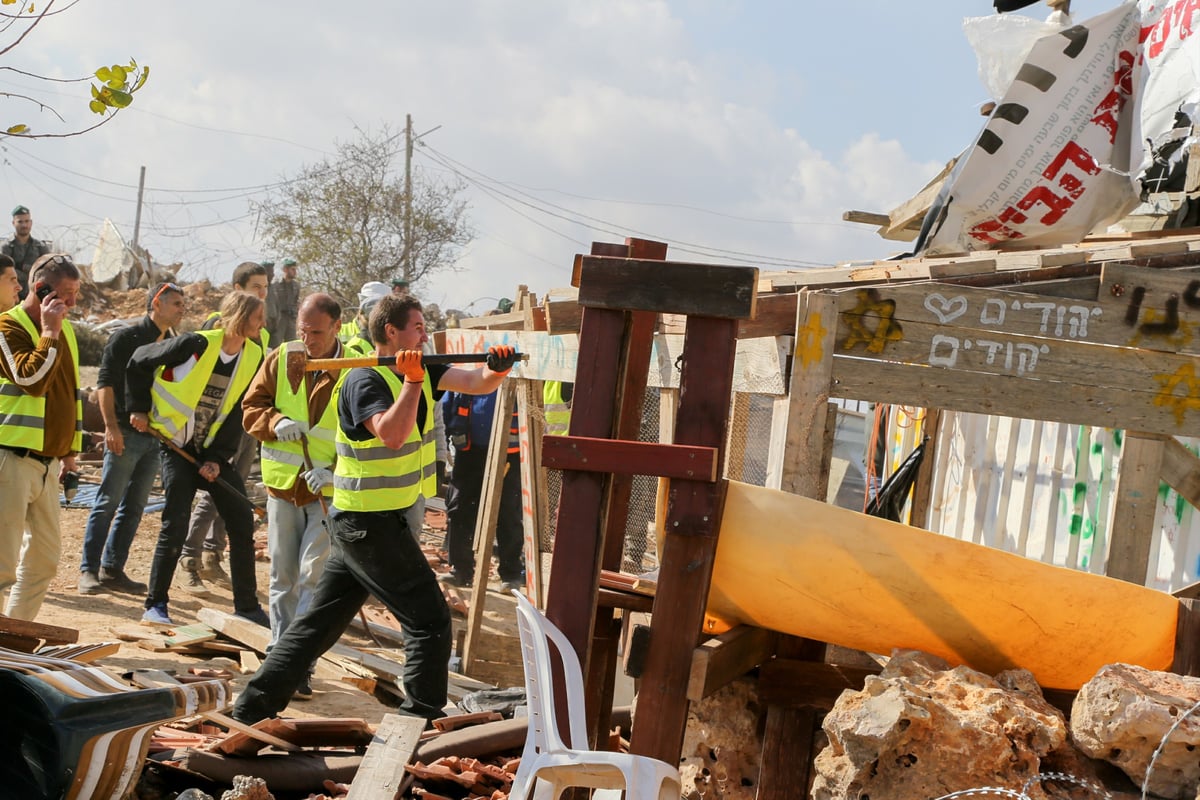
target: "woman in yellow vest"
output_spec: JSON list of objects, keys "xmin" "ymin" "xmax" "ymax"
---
[
  {"xmin": 234, "ymin": 294, "xmax": 518, "ymax": 725},
  {"xmin": 127, "ymin": 292, "xmax": 269, "ymax": 627}
]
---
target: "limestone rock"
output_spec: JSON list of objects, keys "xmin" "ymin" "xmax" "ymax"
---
[
  {"xmin": 679, "ymin": 676, "xmax": 762, "ymax": 800},
  {"xmin": 812, "ymin": 650, "xmax": 1072, "ymax": 800},
  {"xmin": 1071, "ymin": 663, "xmax": 1200, "ymax": 800}
]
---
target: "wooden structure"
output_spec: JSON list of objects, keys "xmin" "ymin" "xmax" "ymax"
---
[{"xmin": 444, "ymin": 229, "xmax": 1200, "ymax": 792}]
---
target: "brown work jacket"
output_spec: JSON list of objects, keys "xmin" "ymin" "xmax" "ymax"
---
[{"xmin": 242, "ymin": 342, "xmax": 343, "ymax": 507}]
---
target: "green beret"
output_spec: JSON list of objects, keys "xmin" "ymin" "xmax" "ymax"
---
[
  {"xmin": 259, "ymin": 260, "xmax": 275, "ymax": 268},
  {"xmin": 282, "ymin": 258, "xmax": 297, "ymax": 267},
  {"xmin": 391, "ymin": 277, "xmax": 409, "ymax": 288},
  {"xmin": 11, "ymin": 205, "xmax": 29, "ymax": 217}
]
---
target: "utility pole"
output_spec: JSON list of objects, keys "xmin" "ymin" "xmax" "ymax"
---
[
  {"xmin": 132, "ymin": 165, "xmax": 146, "ymax": 248},
  {"xmin": 404, "ymin": 114, "xmax": 413, "ymax": 280}
]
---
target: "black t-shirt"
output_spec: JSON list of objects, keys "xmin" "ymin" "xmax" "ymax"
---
[{"xmin": 338, "ymin": 364, "xmax": 449, "ymax": 442}]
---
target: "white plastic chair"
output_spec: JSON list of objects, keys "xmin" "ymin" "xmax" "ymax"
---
[{"xmin": 509, "ymin": 590, "xmax": 682, "ymax": 800}]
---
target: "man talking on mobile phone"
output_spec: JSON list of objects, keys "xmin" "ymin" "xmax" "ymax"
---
[{"xmin": 0, "ymin": 253, "xmax": 82, "ymax": 620}]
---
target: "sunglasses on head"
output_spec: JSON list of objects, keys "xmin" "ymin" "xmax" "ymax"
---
[{"xmin": 152, "ymin": 282, "xmax": 182, "ymax": 305}]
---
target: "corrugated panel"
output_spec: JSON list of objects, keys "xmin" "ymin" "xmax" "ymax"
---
[{"xmin": 927, "ymin": 412, "xmax": 1200, "ymax": 592}]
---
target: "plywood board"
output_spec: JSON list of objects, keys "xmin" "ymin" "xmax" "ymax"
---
[{"xmin": 1096, "ymin": 263, "xmax": 1200, "ymax": 354}]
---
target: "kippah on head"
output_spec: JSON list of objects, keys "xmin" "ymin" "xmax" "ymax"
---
[{"xmin": 11, "ymin": 205, "xmax": 29, "ymax": 216}]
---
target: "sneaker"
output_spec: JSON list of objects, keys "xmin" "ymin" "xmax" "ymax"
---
[
  {"xmin": 200, "ymin": 550, "xmax": 231, "ymax": 588},
  {"xmin": 141, "ymin": 604, "xmax": 174, "ymax": 626},
  {"xmin": 234, "ymin": 605, "xmax": 270, "ymax": 628},
  {"xmin": 178, "ymin": 557, "xmax": 213, "ymax": 598},
  {"xmin": 77, "ymin": 571, "xmax": 103, "ymax": 596},
  {"xmin": 98, "ymin": 567, "xmax": 147, "ymax": 595},
  {"xmin": 292, "ymin": 678, "xmax": 313, "ymax": 701}
]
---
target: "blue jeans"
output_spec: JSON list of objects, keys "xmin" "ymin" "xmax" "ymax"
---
[{"xmin": 79, "ymin": 425, "xmax": 161, "ymax": 575}]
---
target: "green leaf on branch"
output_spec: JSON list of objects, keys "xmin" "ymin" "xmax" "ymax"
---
[{"xmin": 6, "ymin": 124, "xmax": 28, "ymax": 134}]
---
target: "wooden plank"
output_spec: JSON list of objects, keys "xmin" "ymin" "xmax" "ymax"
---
[
  {"xmin": 757, "ymin": 637, "xmax": 825, "ymax": 800},
  {"xmin": 780, "ymin": 291, "xmax": 838, "ymax": 497},
  {"xmin": 588, "ymin": 238, "xmax": 663, "ymax": 747},
  {"xmin": 576, "ymin": 256, "xmax": 759, "ymax": 320},
  {"xmin": 842, "ymin": 210, "xmax": 891, "ymax": 226},
  {"xmin": 686, "ymin": 625, "xmax": 777, "ymax": 702},
  {"xmin": 463, "ymin": 381, "xmax": 517, "ymax": 672},
  {"xmin": 0, "ymin": 615, "xmax": 77, "ymax": 645},
  {"xmin": 514, "ymin": 379, "xmax": 546, "ymax": 607},
  {"xmin": 1096, "ymin": 263, "xmax": 1200, "ymax": 354},
  {"xmin": 1162, "ymin": 437, "xmax": 1200, "ymax": 510},
  {"xmin": 1108, "ymin": 433, "xmax": 1167, "ymax": 585},
  {"xmin": 738, "ymin": 292, "xmax": 798, "ymax": 339},
  {"xmin": 545, "ymin": 297, "xmax": 584, "ymax": 335},
  {"xmin": 834, "ymin": 282, "xmax": 1108, "ymax": 347},
  {"xmin": 456, "ymin": 309, "xmax": 527, "ymax": 330},
  {"xmin": 1174, "ymin": 598, "xmax": 1200, "ymax": 678},
  {"xmin": 441, "ymin": 328, "xmax": 789, "ymax": 394},
  {"xmin": 544, "ymin": 307, "xmax": 625, "ymax": 680},
  {"xmin": 757, "ymin": 659, "xmax": 879, "ymax": 709},
  {"xmin": 908, "ymin": 409, "xmax": 942, "ymax": 530},
  {"xmin": 831, "ymin": 354, "xmax": 1200, "ymax": 440},
  {"xmin": 35, "ymin": 642, "xmax": 121, "ymax": 662},
  {"xmin": 631, "ymin": 316, "xmax": 740, "ymax": 765},
  {"xmin": 345, "ymin": 713, "xmax": 426, "ymax": 800},
  {"xmin": 136, "ymin": 623, "xmax": 217, "ymax": 652},
  {"xmin": 541, "ymin": 436, "xmax": 718, "ymax": 481}
]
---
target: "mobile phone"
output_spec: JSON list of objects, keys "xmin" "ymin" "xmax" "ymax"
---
[{"xmin": 34, "ymin": 283, "xmax": 53, "ymax": 301}]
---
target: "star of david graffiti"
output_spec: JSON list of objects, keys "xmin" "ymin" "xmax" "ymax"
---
[{"xmin": 841, "ymin": 288, "xmax": 904, "ymax": 354}]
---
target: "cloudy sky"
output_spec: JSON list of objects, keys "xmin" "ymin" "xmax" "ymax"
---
[{"xmin": 0, "ymin": 0, "xmax": 1119, "ymax": 314}]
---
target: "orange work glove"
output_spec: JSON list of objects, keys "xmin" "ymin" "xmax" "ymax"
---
[
  {"xmin": 486, "ymin": 344, "xmax": 517, "ymax": 374},
  {"xmin": 397, "ymin": 350, "xmax": 425, "ymax": 383}
]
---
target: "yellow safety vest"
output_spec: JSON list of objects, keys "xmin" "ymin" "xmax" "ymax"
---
[
  {"xmin": 333, "ymin": 367, "xmax": 437, "ymax": 512},
  {"xmin": 0, "ymin": 305, "xmax": 82, "ymax": 451},
  {"xmin": 150, "ymin": 329, "xmax": 264, "ymax": 448},
  {"xmin": 339, "ymin": 319, "xmax": 360, "ymax": 344},
  {"xmin": 260, "ymin": 363, "xmax": 342, "ymax": 494},
  {"xmin": 543, "ymin": 380, "xmax": 571, "ymax": 436},
  {"xmin": 345, "ymin": 334, "xmax": 373, "ymax": 358}
]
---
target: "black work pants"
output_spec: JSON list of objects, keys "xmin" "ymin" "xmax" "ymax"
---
[
  {"xmin": 445, "ymin": 452, "xmax": 524, "ymax": 582},
  {"xmin": 145, "ymin": 446, "xmax": 258, "ymax": 613},
  {"xmin": 233, "ymin": 506, "xmax": 452, "ymax": 722}
]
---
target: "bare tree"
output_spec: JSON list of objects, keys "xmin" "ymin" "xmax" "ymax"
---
[
  {"xmin": 253, "ymin": 125, "xmax": 473, "ymax": 305},
  {"xmin": 0, "ymin": 0, "xmax": 149, "ymax": 138}
]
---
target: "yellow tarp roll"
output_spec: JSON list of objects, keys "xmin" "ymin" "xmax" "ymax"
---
[{"xmin": 702, "ymin": 480, "xmax": 1178, "ymax": 690}]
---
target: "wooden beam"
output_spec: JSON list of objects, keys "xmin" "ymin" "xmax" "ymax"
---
[
  {"xmin": 687, "ymin": 625, "xmax": 777, "ymax": 702},
  {"xmin": 514, "ymin": 379, "xmax": 547, "ymax": 607},
  {"xmin": 631, "ymin": 316, "xmax": 740, "ymax": 765},
  {"xmin": 542, "ymin": 436, "xmax": 719, "ymax": 482},
  {"xmin": 908, "ymin": 409, "xmax": 943, "ymax": 530},
  {"xmin": 0, "ymin": 615, "xmax": 77, "ymax": 645},
  {"xmin": 738, "ymin": 292, "xmax": 798, "ymax": 339},
  {"xmin": 1174, "ymin": 598, "xmax": 1200, "ymax": 678},
  {"xmin": 588, "ymin": 237, "xmax": 664, "ymax": 747},
  {"xmin": 758, "ymin": 659, "xmax": 878, "ymax": 709},
  {"xmin": 576, "ymin": 257, "xmax": 759, "ymax": 320},
  {"xmin": 463, "ymin": 381, "xmax": 517, "ymax": 671},
  {"xmin": 1162, "ymin": 436, "xmax": 1200, "ymax": 510},
  {"xmin": 842, "ymin": 210, "xmax": 891, "ymax": 226},
  {"xmin": 1108, "ymin": 432, "xmax": 1167, "ymax": 585},
  {"xmin": 345, "ymin": 713, "xmax": 426, "ymax": 800},
  {"xmin": 780, "ymin": 291, "xmax": 838, "ymax": 497}
]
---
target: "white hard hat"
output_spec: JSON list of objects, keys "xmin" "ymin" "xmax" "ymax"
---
[{"xmin": 358, "ymin": 281, "xmax": 391, "ymax": 306}]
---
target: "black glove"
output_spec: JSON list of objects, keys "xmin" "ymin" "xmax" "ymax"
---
[{"xmin": 486, "ymin": 344, "xmax": 518, "ymax": 374}]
